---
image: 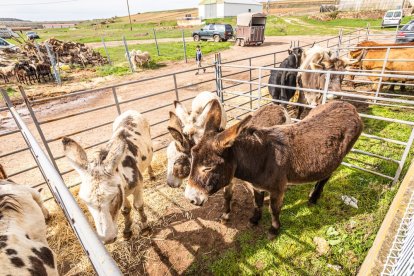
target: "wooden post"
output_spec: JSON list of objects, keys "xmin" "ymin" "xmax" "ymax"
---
[{"xmin": 153, "ymin": 28, "xmax": 160, "ymax": 56}]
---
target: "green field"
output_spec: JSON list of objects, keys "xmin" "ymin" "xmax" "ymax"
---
[
  {"xmin": 188, "ymin": 101, "xmax": 414, "ymax": 275},
  {"xmin": 35, "ymin": 14, "xmax": 410, "ymax": 45},
  {"xmin": 95, "ymin": 41, "xmax": 231, "ymax": 76}
]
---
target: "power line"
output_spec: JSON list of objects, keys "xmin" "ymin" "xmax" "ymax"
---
[{"xmin": 0, "ymin": 0, "xmax": 80, "ymax": 6}]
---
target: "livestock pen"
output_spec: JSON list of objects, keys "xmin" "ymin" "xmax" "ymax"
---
[{"xmin": 1, "ymin": 26, "xmax": 414, "ymax": 274}]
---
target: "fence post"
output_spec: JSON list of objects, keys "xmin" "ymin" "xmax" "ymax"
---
[
  {"xmin": 374, "ymin": 47, "xmax": 390, "ymax": 103},
  {"xmin": 366, "ymin": 23, "xmax": 370, "ymax": 41},
  {"xmin": 101, "ymin": 37, "xmax": 112, "ymax": 66},
  {"xmin": 182, "ymin": 29, "xmax": 187, "ymax": 63},
  {"xmin": 45, "ymin": 43, "xmax": 61, "ymax": 85},
  {"xmin": 336, "ymin": 28, "xmax": 343, "ymax": 57},
  {"xmin": 393, "ymin": 127, "xmax": 414, "ymax": 186},
  {"xmin": 17, "ymin": 86, "xmax": 60, "ymax": 171},
  {"xmin": 111, "ymin": 87, "xmax": 121, "ymax": 114},
  {"xmin": 256, "ymin": 67, "xmax": 262, "ymax": 110},
  {"xmin": 34, "ymin": 41, "xmax": 43, "ymax": 62},
  {"xmin": 153, "ymin": 28, "xmax": 160, "ymax": 56},
  {"xmin": 173, "ymin": 73, "xmax": 179, "ymax": 101},
  {"xmin": 214, "ymin": 53, "xmax": 221, "ymax": 100},
  {"xmin": 273, "ymin": 53, "xmax": 276, "ymax": 67},
  {"xmin": 322, "ymin": 72, "xmax": 331, "ymax": 104},
  {"xmin": 122, "ymin": 36, "xmax": 134, "ymax": 72},
  {"xmin": 249, "ymin": 58, "xmax": 253, "ymax": 109},
  {"xmin": 218, "ymin": 53, "xmax": 224, "ymax": 103}
]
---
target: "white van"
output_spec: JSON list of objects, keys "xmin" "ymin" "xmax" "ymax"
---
[{"xmin": 382, "ymin": 9, "xmax": 403, "ymax": 27}]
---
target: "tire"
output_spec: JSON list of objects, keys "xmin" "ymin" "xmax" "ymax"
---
[
  {"xmin": 213, "ymin": 35, "xmax": 220, "ymax": 42},
  {"xmin": 222, "ymin": 39, "xmax": 228, "ymax": 42},
  {"xmin": 235, "ymin": 39, "xmax": 241, "ymax": 46},
  {"xmin": 240, "ymin": 39, "xmax": 246, "ymax": 47},
  {"xmin": 193, "ymin": 34, "xmax": 200, "ymax": 42}
]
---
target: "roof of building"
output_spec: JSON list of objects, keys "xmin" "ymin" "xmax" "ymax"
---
[{"xmin": 199, "ymin": 0, "xmax": 262, "ymax": 5}]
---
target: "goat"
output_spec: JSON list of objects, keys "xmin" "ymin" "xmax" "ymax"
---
[
  {"xmin": 0, "ymin": 64, "xmax": 15, "ymax": 83},
  {"xmin": 62, "ymin": 110, "xmax": 155, "ymax": 244},
  {"xmin": 185, "ymin": 100, "xmax": 363, "ymax": 239}
]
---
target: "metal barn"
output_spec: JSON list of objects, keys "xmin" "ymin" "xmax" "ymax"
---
[{"xmin": 198, "ymin": 0, "xmax": 263, "ymax": 19}]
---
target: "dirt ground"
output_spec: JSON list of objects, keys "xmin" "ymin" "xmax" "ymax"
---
[{"xmin": 0, "ymin": 34, "xmax": 332, "ymax": 275}]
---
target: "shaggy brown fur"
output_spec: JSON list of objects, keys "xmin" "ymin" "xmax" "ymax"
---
[
  {"xmin": 221, "ymin": 104, "xmax": 292, "ymax": 221},
  {"xmin": 188, "ymin": 100, "xmax": 363, "ymax": 238}
]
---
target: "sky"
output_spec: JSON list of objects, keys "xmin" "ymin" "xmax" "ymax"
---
[{"xmin": 0, "ymin": 0, "xmax": 201, "ymax": 21}]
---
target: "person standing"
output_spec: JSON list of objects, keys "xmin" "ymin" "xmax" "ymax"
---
[{"xmin": 195, "ymin": 45, "xmax": 206, "ymax": 75}]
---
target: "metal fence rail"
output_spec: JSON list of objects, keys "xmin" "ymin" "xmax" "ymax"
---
[{"xmin": 0, "ymin": 89, "xmax": 122, "ymax": 276}]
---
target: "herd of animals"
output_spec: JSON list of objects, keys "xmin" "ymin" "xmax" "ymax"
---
[
  {"xmin": 1, "ymin": 39, "xmax": 412, "ymax": 274},
  {"xmin": 0, "ymin": 48, "xmax": 151, "ymax": 86},
  {"xmin": 0, "ymin": 60, "xmax": 53, "ymax": 85},
  {"xmin": 268, "ymin": 40, "xmax": 414, "ymax": 117}
]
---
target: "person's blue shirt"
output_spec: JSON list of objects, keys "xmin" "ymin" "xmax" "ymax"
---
[{"xmin": 196, "ymin": 50, "xmax": 202, "ymax": 61}]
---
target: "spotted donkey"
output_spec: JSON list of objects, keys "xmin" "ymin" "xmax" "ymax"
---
[
  {"xmin": 62, "ymin": 110, "xmax": 155, "ymax": 244},
  {"xmin": 0, "ymin": 168, "xmax": 57, "ymax": 275}
]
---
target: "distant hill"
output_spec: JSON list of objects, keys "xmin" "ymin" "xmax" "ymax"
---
[{"xmin": 0, "ymin": 18, "xmax": 28, "ymax": 22}]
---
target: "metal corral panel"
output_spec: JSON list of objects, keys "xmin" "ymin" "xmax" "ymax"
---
[
  {"xmin": 339, "ymin": 0, "xmax": 404, "ymax": 11},
  {"xmin": 382, "ymin": 191, "xmax": 414, "ymax": 275}
]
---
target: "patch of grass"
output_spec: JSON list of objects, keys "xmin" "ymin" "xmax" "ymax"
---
[
  {"xmin": 95, "ymin": 41, "xmax": 231, "ymax": 75},
  {"xmin": 192, "ymin": 104, "xmax": 414, "ymax": 275},
  {"xmin": 6, "ymin": 87, "xmax": 16, "ymax": 96},
  {"xmin": 96, "ymin": 66, "xmax": 131, "ymax": 77}
]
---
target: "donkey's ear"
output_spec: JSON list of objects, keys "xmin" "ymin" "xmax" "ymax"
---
[
  {"xmin": 174, "ymin": 101, "xmax": 189, "ymax": 123},
  {"xmin": 103, "ymin": 131, "xmax": 127, "ymax": 174},
  {"xmin": 168, "ymin": 112, "xmax": 185, "ymax": 147},
  {"xmin": 288, "ymin": 49, "xmax": 292, "ymax": 55},
  {"xmin": 216, "ymin": 115, "xmax": 252, "ymax": 149},
  {"xmin": 62, "ymin": 137, "xmax": 88, "ymax": 173},
  {"xmin": 310, "ymin": 62, "xmax": 324, "ymax": 70},
  {"xmin": 204, "ymin": 99, "xmax": 222, "ymax": 132}
]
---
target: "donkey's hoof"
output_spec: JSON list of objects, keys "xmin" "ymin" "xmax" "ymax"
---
[
  {"xmin": 308, "ymin": 197, "xmax": 318, "ymax": 205},
  {"xmin": 123, "ymin": 230, "xmax": 133, "ymax": 240},
  {"xmin": 249, "ymin": 211, "xmax": 262, "ymax": 226},
  {"xmin": 219, "ymin": 213, "xmax": 230, "ymax": 224},
  {"xmin": 267, "ymin": 227, "xmax": 279, "ymax": 240}
]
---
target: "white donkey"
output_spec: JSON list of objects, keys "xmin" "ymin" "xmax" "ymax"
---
[
  {"xmin": 0, "ymin": 179, "xmax": 57, "ymax": 276},
  {"xmin": 167, "ymin": 91, "xmax": 227, "ymax": 188},
  {"xmin": 62, "ymin": 110, "xmax": 155, "ymax": 244}
]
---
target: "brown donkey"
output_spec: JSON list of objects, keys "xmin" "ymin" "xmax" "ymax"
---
[{"xmin": 185, "ymin": 100, "xmax": 363, "ymax": 238}]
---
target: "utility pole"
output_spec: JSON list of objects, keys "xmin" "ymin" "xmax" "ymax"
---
[{"xmin": 126, "ymin": 0, "xmax": 132, "ymax": 31}]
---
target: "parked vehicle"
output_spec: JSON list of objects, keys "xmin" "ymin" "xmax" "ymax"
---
[
  {"xmin": 382, "ymin": 9, "xmax": 403, "ymax": 28},
  {"xmin": 234, "ymin": 12, "xmax": 266, "ymax": 47},
  {"xmin": 192, "ymin": 24, "xmax": 234, "ymax": 42},
  {"xmin": 396, "ymin": 20, "xmax": 414, "ymax": 43},
  {"xmin": 26, "ymin": 31, "xmax": 40, "ymax": 40},
  {"xmin": 0, "ymin": 38, "xmax": 17, "ymax": 50}
]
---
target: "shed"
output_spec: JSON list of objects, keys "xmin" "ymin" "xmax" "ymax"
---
[
  {"xmin": 338, "ymin": 0, "xmax": 410, "ymax": 11},
  {"xmin": 199, "ymin": 0, "xmax": 263, "ymax": 19}
]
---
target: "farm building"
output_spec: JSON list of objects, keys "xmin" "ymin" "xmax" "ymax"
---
[
  {"xmin": 199, "ymin": 0, "xmax": 263, "ymax": 19},
  {"xmin": 338, "ymin": 0, "xmax": 412, "ymax": 11}
]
